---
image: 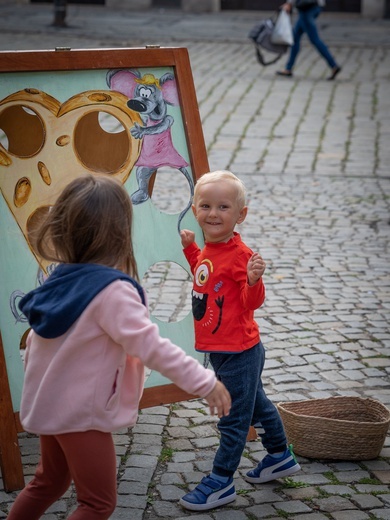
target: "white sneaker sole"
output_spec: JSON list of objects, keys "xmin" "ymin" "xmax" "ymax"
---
[
  {"xmin": 244, "ymin": 462, "xmax": 301, "ymax": 484},
  {"xmin": 179, "ymin": 490, "xmax": 236, "ymax": 511}
]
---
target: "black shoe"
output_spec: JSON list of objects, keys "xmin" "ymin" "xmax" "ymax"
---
[
  {"xmin": 276, "ymin": 70, "xmax": 293, "ymax": 77},
  {"xmin": 327, "ymin": 66, "xmax": 341, "ymax": 80}
]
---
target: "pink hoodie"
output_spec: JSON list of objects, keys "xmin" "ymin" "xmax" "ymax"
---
[{"xmin": 20, "ymin": 280, "xmax": 216, "ymax": 435}]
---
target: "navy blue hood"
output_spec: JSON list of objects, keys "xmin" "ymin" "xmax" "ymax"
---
[{"xmin": 19, "ymin": 263, "xmax": 145, "ymax": 339}]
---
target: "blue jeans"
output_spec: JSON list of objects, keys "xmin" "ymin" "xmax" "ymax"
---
[
  {"xmin": 286, "ymin": 6, "xmax": 337, "ymax": 71},
  {"xmin": 210, "ymin": 342, "xmax": 287, "ymax": 478}
]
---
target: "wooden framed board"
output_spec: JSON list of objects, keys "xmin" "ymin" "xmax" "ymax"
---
[{"xmin": 0, "ymin": 46, "xmax": 209, "ymax": 491}]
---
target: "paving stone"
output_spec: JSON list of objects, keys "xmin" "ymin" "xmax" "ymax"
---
[
  {"xmin": 213, "ymin": 511, "xmax": 248, "ymax": 519},
  {"xmin": 289, "ymin": 474, "xmax": 333, "ymax": 486},
  {"xmin": 355, "ymin": 484, "xmax": 390, "ymax": 494},
  {"xmin": 125, "ymin": 454, "xmax": 159, "ymax": 469},
  {"xmin": 291, "ymin": 514, "xmax": 329, "ymax": 520},
  {"xmin": 246, "ymin": 504, "xmax": 277, "ymax": 518},
  {"xmin": 121, "ymin": 467, "xmax": 155, "ymax": 482},
  {"xmin": 110, "ymin": 507, "xmax": 143, "ymax": 520},
  {"xmin": 116, "ymin": 494, "xmax": 147, "ymax": 509},
  {"xmin": 152, "ymin": 500, "xmax": 184, "ymax": 517},
  {"xmin": 334, "ymin": 471, "xmax": 371, "ymax": 483},
  {"xmin": 368, "ymin": 510, "xmax": 390, "ymax": 520},
  {"xmin": 182, "ymin": 471, "xmax": 207, "ymax": 484},
  {"xmin": 131, "ymin": 433, "xmax": 163, "ymax": 446},
  {"xmin": 117, "ymin": 480, "xmax": 149, "ymax": 495},
  {"xmin": 166, "ymin": 426, "xmax": 196, "ymax": 439},
  {"xmin": 192, "ymin": 436, "xmax": 220, "ymax": 448},
  {"xmin": 165, "ymin": 439, "xmax": 193, "ymax": 450},
  {"xmin": 159, "ymin": 472, "xmax": 185, "ymax": 486},
  {"xmin": 313, "ymin": 496, "xmax": 357, "ymax": 512},
  {"xmin": 172, "ymin": 452, "xmax": 196, "ymax": 463},
  {"xmin": 156, "ymin": 484, "xmax": 185, "ymax": 501},
  {"xmin": 350, "ymin": 493, "xmax": 384, "ymax": 509},
  {"xmin": 364, "ymin": 460, "xmax": 390, "ymax": 471},
  {"xmin": 250, "ymin": 489, "xmax": 283, "ymax": 504},
  {"xmin": 130, "ymin": 444, "xmax": 163, "ymax": 457},
  {"xmin": 372, "ymin": 471, "xmax": 390, "ymax": 484},
  {"xmin": 282, "ymin": 487, "xmax": 321, "ymax": 500},
  {"xmin": 330, "ymin": 511, "xmax": 370, "ymax": 519},
  {"xmin": 303, "ymin": 462, "xmax": 331, "ymax": 473},
  {"xmin": 132, "ymin": 423, "xmax": 164, "ymax": 435},
  {"xmin": 275, "ymin": 499, "xmax": 312, "ymax": 514}
]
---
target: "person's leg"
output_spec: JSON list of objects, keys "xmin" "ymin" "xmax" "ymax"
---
[
  {"xmin": 7, "ymin": 435, "xmax": 72, "ymax": 520},
  {"xmin": 180, "ymin": 346, "xmax": 262, "ymax": 511},
  {"xmin": 300, "ymin": 6, "xmax": 339, "ymax": 70},
  {"xmin": 245, "ymin": 342, "xmax": 301, "ymax": 484},
  {"xmin": 251, "ymin": 342, "xmax": 287, "ymax": 452},
  {"xmin": 285, "ymin": 13, "xmax": 305, "ymax": 72},
  {"xmin": 211, "ymin": 346, "xmax": 264, "ymax": 477},
  {"xmin": 57, "ymin": 430, "xmax": 117, "ymax": 520}
]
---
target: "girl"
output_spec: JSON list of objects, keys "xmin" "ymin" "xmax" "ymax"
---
[{"xmin": 8, "ymin": 174, "xmax": 231, "ymax": 520}]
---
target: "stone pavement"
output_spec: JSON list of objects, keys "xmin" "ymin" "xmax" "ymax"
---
[{"xmin": 1, "ymin": 3, "xmax": 390, "ymax": 519}]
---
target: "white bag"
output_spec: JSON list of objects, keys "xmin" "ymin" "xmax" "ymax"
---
[{"xmin": 271, "ymin": 10, "xmax": 294, "ymax": 46}]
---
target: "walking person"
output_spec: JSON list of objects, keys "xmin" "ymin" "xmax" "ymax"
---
[
  {"xmin": 7, "ymin": 174, "xmax": 231, "ymax": 520},
  {"xmin": 276, "ymin": 0, "xmax": 341, "ymax": 80},
  {"xmin": 179, "ymin": 170, "xmax": 300, "ymax": 512}
]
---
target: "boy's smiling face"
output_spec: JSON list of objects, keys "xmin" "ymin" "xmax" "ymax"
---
[{"xmin": 192, "ymin": 180, "xmax": 247, "ymax": 243}]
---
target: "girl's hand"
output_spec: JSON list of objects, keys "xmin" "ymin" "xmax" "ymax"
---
[
  {"xmin": 180, "ymin": 229, "xmax": 195, "ymax": 248},
  {"xmin": 247, "ymin": 253, "xmax": 266, "ymax": 286},
  {"xmin": 205, "ymin": 381, "xmax": 231, "ymax": 418}
]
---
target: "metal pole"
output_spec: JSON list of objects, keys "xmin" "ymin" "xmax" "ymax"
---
[{"xmin": 52, "ymin": 0, "xmax": 67, "ymax": 27}]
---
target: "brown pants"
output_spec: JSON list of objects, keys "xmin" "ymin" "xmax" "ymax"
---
[{"xmin": 7, "ymin": 430, "xmax": 117, "ymax": 519}]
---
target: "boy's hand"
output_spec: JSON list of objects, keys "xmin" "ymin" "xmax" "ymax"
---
[
  {"xmin": 247, "ymin": 253, "xmax": 266, "ymax": 286},
  {"xmin": 205, "ymin": 381, "xmax": 231, "ymax": 418},
  {"xmin": 180, "ymin": 229, "xmax": 195, "ymax": 248}
]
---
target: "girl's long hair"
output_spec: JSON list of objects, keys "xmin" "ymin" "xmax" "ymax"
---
[{"xmin": 34, "ymin": 174, "xmax": 139, "ymax": 280}]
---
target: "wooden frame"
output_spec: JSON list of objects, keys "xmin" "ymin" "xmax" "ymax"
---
[{"xmin": 0, "ymin": 46, "xmax": 209, "ymax": 492}]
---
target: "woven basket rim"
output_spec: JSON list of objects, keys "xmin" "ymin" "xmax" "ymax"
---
[{"xmin": 277, "ymin": 397, "xmax": 390, "ymax": 426}]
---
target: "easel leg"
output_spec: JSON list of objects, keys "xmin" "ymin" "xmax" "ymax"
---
[
  {"xmin": 0, "ymin": 334, "xmax": 25, "ymax": 492},
  {"xmin": 247, "ymin": 426, "xmax": 257, "ymax": 441}
]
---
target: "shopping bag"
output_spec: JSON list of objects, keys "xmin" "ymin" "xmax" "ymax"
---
[
  {"xmin": 271, "ymin": 10, "xmax": 294, "ymax": 46},
  {"xmin": 248, "ymin": 16, "xmax": 289, "ymax": 66}
]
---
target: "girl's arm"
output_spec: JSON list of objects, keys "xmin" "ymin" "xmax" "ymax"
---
[{"xmin": 99, "ymin": 281, "xmax": 230, "ymax": 416}]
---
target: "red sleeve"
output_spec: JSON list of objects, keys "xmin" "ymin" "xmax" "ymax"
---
[
  {"xmin": 232, "ymin": 250, "xmax": 266, "ymax": 310},
  {"xmin": 183, "ymin": 242, "xmax": 201, "ymax": 275},
  {"xmin": 242, "ymin": 278, "xmax": 266, "ymax": 310}
]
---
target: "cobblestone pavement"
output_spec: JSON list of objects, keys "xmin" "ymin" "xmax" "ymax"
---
[{"xmin": 0, "ymin": 4, "xmax": 390, "ymax": 519}]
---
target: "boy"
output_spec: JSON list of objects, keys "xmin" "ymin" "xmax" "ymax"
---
[{"xmin": 179, "ymin": 170, "xmax": 300, "ymax": 511}]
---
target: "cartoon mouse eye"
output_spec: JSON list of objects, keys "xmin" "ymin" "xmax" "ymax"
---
[
  {"xmin": 139, "ymin": 87, "xmax": 151, "ymax": 99},
  {"xmin": 195, "ymin": 263, "xmax": 210, "ymax": 287}
]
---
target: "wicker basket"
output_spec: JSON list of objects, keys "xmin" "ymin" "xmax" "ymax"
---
[{"xmin": 277, "ymin": 397, "xmax": 390, "ymax": 460}]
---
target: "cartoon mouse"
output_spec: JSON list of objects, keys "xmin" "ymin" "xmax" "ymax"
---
[{"xmin": 107, "ymin": 68, "xmax": 194, "ymax": 232}]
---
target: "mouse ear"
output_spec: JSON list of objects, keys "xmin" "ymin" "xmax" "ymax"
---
[
  {"xmin": 160, "ymin": 74, "xmax": 179, "ymax": 106},
  {"xmin": 106, "ymin": 69, "xmax": 140, "ymax": 99}
]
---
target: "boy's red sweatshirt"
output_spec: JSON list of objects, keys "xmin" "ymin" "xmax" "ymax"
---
[{"xmin": 183, "ymin": 233, "xmax": 265, "ymax": 354}]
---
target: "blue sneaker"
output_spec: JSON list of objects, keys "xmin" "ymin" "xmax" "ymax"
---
[
  {"xmin": 179, "ymin": 475, "xmax": 236, "ymax": 511},
  {"xmin": 245, "ymin": 446, "xmax": 301, "ymax": 484}
]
